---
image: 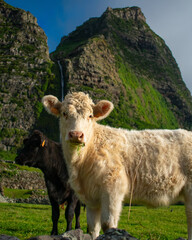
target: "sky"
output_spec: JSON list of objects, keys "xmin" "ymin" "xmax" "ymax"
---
[{"xmin": 4, "ymin": 0, "xmax": 192, "ymax": 93}]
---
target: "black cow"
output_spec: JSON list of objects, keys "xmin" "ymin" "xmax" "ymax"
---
[{"xmin": 15, "ymin": 130, "xmax": 81, "ymax": 235}]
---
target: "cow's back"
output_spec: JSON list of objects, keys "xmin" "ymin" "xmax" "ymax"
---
[{"xmin": 123, "ymin": 129, "xmax": 192, "ymax": 206}]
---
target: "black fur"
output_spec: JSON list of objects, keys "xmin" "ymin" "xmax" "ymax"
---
[{"xmin": 15, "ymin": 130, "xmax": 81, "ymax": 235}]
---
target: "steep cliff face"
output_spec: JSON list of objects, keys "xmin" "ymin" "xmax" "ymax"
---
[
  {"xmin": 0, "ymin": 0, "xmax": 59, "ymax": 151},
  {"xmin": 52, "ymin": 6, "xmax": 192, "ymax": 130}
]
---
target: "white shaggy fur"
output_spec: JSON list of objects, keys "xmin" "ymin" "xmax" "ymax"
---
[{"xmin": 42, "ymin": 92, "xmax": 192, "ymax": 240}]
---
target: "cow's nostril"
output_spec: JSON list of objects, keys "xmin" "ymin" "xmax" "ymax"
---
[
  {"xmin": 79, "ymin": 133, "xmax": 84, "ymax": 139},
  {"xmin": 69, "ymin": 132, "xmax": 73, "ymax": 138},
  {"xmin": 68, "ymin": 131, "xmax": 84, "ymax": 142}
]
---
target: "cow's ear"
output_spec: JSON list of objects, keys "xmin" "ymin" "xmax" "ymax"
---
[
  {"xmin": 31, "ymin": 133, "xmax": 41, "ymax": 147},
  {"xmin": 42, "ymin": 95, "xmax": 62, "ymax": 117},
  {"xmin": 93, "ymin": 100, "xmax": 114, "ymax": 121},
  {"xmin": 33, "ymin": 130, "xmax": 46, "ymax": 147}
]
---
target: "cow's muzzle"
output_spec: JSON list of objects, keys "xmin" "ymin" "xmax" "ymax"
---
[{"xmin": 68, "ymin": 131, "xmax": 85, "ymax": 144}]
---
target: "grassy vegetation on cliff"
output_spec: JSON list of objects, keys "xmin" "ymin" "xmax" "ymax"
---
[
  {"xmin": 99, "ymin": 49, "xmax": 179, "ymax": 130},
  {"xmin": 114, "ymin": 58, "xmax": 178, "ymax": 129},
  {"xmin": 52, "ymin": 39, "xmax": 87, "ymax": 59},
  {"xmin": 0, "ymin": 150, "xmax": 16, "ymax": 162},
  {"xmin": 35, "ymin": 62, "xmax": 61, "ymax": 142},
  {"xmin": 3, "ymin": 188, "xmax": 47, "ymax": 199},
  {"xmin": 0, "ymin": 60, "xmax": 55, "ymax": 151}
]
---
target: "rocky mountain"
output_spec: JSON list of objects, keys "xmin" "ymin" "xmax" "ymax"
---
[
  {"xmin": 1, "ymin": 2, "xmax": 192, "ymax": 152},
  {"xmin": 0, "ymin": 0, "xmax": 60, "ymax": 151},
  {"xmin": 51, "ymin": 6, "xmax": 192, "ymax": 130}
]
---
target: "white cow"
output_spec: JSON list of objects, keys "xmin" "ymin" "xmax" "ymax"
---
[{"xmin": 42, "ymin": 92, "xmax": 192, "ymax": 240}]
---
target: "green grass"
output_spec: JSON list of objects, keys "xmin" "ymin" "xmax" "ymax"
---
[
  {"xmin": 0, "ymin": 161, "xmax": 42, "ymax": 174},
  {"xmin": 3, "ymin": 188, "xmax": 47, "ymax": 199},
  {"xmin": 119, "ymin": 205, "xmax": 187, "ymax": 240},
  {"xmin": 3, "ymin": 189, "xmax": 33, "ymax": 199},
  {"xmin": 0, "ymin": 204, "xmax": 187, "ymax": 239},
  {"xmin": 114, "ymin": 55, "xmax": 179, "ymax": 130},
  {"xmin": 0, "ymin": 150, "xmax": 17, "ymax": 162},
  {"xmin": 0, "ymin": 203, "xmax": 87, "ymax": 239}
]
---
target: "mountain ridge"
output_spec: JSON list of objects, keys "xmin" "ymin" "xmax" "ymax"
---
[{"xmin": 51, "ymin": 6, "xmax": 192, "ymax": 130}]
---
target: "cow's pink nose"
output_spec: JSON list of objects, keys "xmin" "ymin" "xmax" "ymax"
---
[{"xmin": 68, "ymin": 131, "xmax": 84, "ymax": 143}]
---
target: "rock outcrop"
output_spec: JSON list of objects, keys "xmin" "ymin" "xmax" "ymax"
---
[
  {"xmin": 0, "ymin": 0, "xmax": 57, "ymax": 151},
  {"xmin": 0, "ymin": 160, "xmax": 49, "ymax": 204},
  {"xmin": 1, "ymin": 169, "xmax": 46, "ymax": 190},
  {"xmin": 0, "ymin": 160, "xmax": 50, "ymax": 204},
  {"xmin": 105, "ymin": 6, "xmax": 146, "ymax": 22}
]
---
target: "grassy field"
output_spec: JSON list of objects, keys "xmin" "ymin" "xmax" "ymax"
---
[{"xmin": 0, "ymin": 203, "xmax": 187, "ymax": 240}]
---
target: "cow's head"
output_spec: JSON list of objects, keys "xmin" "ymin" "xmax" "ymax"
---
[
  {"xmin": 15, "ymin": 130, "xmax": 46, "ymax": 168},
  {"xmin": 42, "ymin": 92, "xmax": 114, "ymax": 147}
]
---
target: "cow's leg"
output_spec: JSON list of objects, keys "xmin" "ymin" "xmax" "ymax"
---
[
  {"xmin": 184, "ymin": 185, "xmax": 192, "ymax": 240},
  {"xmin": 50, "ymin": 198, "xmax": 60, "ymax": 235},
  {"xmin": 74, "ymin": 199, "xmax": 81, "ymax": 229},
  {"xmin": 100, "ymin": 191, "xmax": 124, "ymax": 233},
  {"xmin": 65, "ymin": 201, "xmax": 75, "ymax": 231},
  {"xmin": 87, "ymin": 207, "xmax": 101, "ymax": 239}
]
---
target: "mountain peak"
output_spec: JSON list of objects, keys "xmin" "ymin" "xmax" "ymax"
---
[
  {"xmin": 0, "ymin": 0, "xmax": 37, "ymax": 25},
  {"xmin": 104, "ymin": 6, "xmax": 146, "ymax": 22}
]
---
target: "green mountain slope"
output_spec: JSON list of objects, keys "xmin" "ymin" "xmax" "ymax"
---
[
  {"xmin": 0, "ymin": 0, "xmax": 60, "ymax": 151},
  {"xmin": 51, "ymin": 6, "xmax": 192, "ymax": 130}
]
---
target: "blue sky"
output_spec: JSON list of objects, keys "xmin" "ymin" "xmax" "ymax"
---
[{"xmin": 4, "ymin": 0, "xmax": 192, "ymax": 93}]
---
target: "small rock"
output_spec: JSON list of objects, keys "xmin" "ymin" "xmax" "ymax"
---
[
  {"xmin": 96, "ymin": 228, "xmax": 138, "ymax": 240},
  {"xmin": 62, "ymin": 229, "xmax": 92, "ymax": 240},
  {"xmin": 0, "ymin": 194, "xmax": 8, "ymax": 203},
  {"xmin": 0, "ymin": 235, "xmax": 20, "ymax": 240}
]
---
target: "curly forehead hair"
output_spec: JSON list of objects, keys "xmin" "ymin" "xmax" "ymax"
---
[{"xmin": 63, "ymin": 92, "xmax": 95, "ymax": 114}]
